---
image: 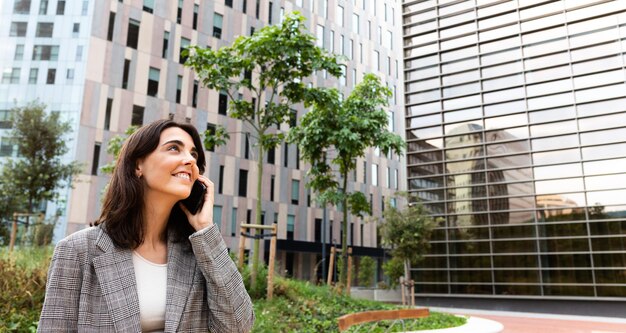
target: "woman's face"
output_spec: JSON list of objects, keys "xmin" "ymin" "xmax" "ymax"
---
[{"xmin": 136, "ymin": 127, "xmax": 200, "ymax": 202}]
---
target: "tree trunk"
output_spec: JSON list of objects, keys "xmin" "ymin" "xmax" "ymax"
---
[
  {"xmin": 404, "ymin": 259, "xmax": 411, "ymax": 305},
  {"xmin": 251, "ymin": 143, "xmax": 264, "ymax": 290},
  {"xmin": 340, "ymin": 172, "xmax": 349, "ymax": 288}
]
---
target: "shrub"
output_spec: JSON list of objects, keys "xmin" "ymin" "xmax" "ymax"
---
[
  {"xmin": 357, "ymin": 256, "xmax": 375, "ymax": 287},
  {"xmin": 0, "ymin": 246, "xmax": 52, "ymax": 332}
]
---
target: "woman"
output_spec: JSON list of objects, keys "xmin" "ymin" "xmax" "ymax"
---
[{"xmin": 38, "ymin": 119, "xmax": 255, "ymax": 332}]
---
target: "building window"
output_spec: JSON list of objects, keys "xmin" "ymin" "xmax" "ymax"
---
[
  {"xmin": 0, "ymin": 110, "xmax": 12, "ymax": 129},
  {"xmin": 46, "ymin": 68, "xmax": 56, "ymax": 84},
  {"xmin": 131, "ymin": 105, "xmax": 144, "ymax": 126},
  {"xmin": 193, "ymin": 4, "xmax": 199, "ymax": 30},
  {"xmin": 147, "ymin": 67, "xmax": 159, "ymax": 97},
  {"xmin": 176, "ymin": 75, "xmax": 182, "ymax": 103},
  {"xmin": 73, "ymin": 45, "xmax": 82, "ymax": 62},
  {"xmin": 316, "ymin": 24, "xmax": 324, "ymax": 48},
  {"xmin": 39, "ymin": 0, "xmax": 48, "ymax": 14},
  {"xmin": 330, "ymin": 30, "xmax": 334, "ymax": 53},
  {"xmin": 268, "ymin": 2, "xmax": 273, "ymax": 24},
  {"xmin": 192, "ymin": 80, "xmax": 198, "ymax": 107},
  {"xmin": 372, "ymin": 163, "xmax": 378, "ymax": 186},
  {"xmin": 180, "ymin": 37, "xmax": 190, "ymax": 63},
  {"xmin": 267, "ymin": 147, "xmax": 275, "ymax": 164},
  {"xmin": 2, "ymin": 68, "xmax": 21, "ymax": 84},
  {"xmin": 36, "ymin": 22, "xmax": 53, "ymax": 37},
  {"xmin": 270, "ymin": 175, "xmax": 275, "ymax": 201},
  {"xmin": 363, "ymin": 161, "xmax": 367, "ymax": 183},
  {"xmin": 393, "ymin": 169, "xmax": 398, "ymax": 190},
  {"xmin": 72, "ymin": 23, "xmax": 79, "ymax": 37},
  {"xmin": 143, "ymin": 0, "xmax": 154, "ymax": 13},
  {"xmin": 177, "ymin": 0, "xmax": 183, "ymax": 24},
  {"xmin": 107, "ymin": 12, "xmax": 115, "ymax": 41},
  {"xmin": 322, "ymin": 0, "xmax": 327, "ymax": 18},
  {"xmin": 218, "ymin": 165, "xmax": 224, "ymax": 194},
  {"xmin": 127, "ymin": 19, "xmax": 140, "ymax": 49},
  {"xmin": 238, "ymin": 169, "xmax": 248, "ymax": 197},
  {"xmin": 352, "ymin": 13, "xmax": 359, "ymax": 33},
  {"xmin": 0, "ymin": 138, "xmax": 17, "ymax": 157},
  {"xmin": 242, "ymin": 0, "xmax": 247, "ymax": 13},
  {"xmin": 374, "ymin": 50, "xmax": 380, "ymax": 71},
  {"xmin": 287, "ymin": 214, "xmax": 294, "ymax": 240},
  {"xmin": 213, "ymin": 13, "xmax": 223, "ymax": 38},
  {"xmin": 156, "ymin": 32, "xmax": 167, "ymax": 59},
  {"xmin": 10, "ymin": 22, "xmax": 27, "ymax": 37},
  {"xmin": 91, "ymin": 142, "xmax": 101, "ymax": 175},
  {"xmin": 231, "ymin": 208, "xmax": 237, "ymax": 236},
  {"xmin": 104, "ymin": 98, "xmax": 112, "ymax": 130},
  {"xmin": 255, "ymin": 0, "xmax": 260, "ymax": 19},
  {"xmin": 336, "ymin": 5, "xmax": 344, "ymax": 27},
  {"xmin": 32, "ymin": 45, "xmax": 59, "ymax": 60},
  {"xmin": 291, "ymin": 179, "xmax": 299, "ymax": 205},
  {"xmin": 28, "ymin": 68, "xmax": 38, "ymax": 84},
  {"xmin": 13, "ymin": 0, "xmax": 31, "ymax": 14},
  {"xmin": 122, "ymin": 59, "xmax": 130, "ymax": 89},
  {"xmin": 213, "ymin": 205, "xmax": 222, "ymax": 229},
  {"xmin": 283, "ymin": 143, "xmax": 289, "ymax": 167},
  {"xmin": 225, "ymin": 0, "xmax": 232, "ymax": 8},
  {"xmin": 218, "ymin": 91, "xmax": 228, "ymax": 115},
  {"xmin": 66, "ymin": 68, "xmax": 74, "ymax": 81},
  {"xmin": 244, "ymin": 133, "xmax": 250, "ymax": 159},
  {"xmin": 206, "ymin": 123, "xmax": 217, "ymax": 151},
  {"xmin": 81, "ymin": 0, "xmax": 87, "ymax": 15},
  {"xmin": 14, "ymin": 45, "xmax": 24, "ymax": 60},
  {"xmin": 56, "ymin": 0, "xmax": 65, "ymax": 14}
]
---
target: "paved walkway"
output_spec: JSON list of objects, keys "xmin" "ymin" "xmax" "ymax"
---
[{"xmin": 428, "ymin": 307, "xmax": 626, "ymax": 333}]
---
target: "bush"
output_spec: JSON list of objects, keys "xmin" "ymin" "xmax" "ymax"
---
[
  {"xmin": 357, "ymin": 256, "xmax": 375, "ymax": 287},
  {"xmin": 0, "ymin": 246, "xmax": 52, "ymax": 332},
  {"xmin": 382, "ymin": 257, "xmax": 404, "ymax": 289}
]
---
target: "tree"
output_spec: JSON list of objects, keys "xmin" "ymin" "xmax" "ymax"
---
[
  {"xmin": 0, "ymin": 101, "xmax": 82, "ymax": 230},
  {"xmin": 185, "ymin": 12, "xmax": 342, "ymax": 284},
  {"xmin": 377, "ymin": 193, "xmax": 439, "ymax": 297},
  {"xmin": 358, "ymin": 256, "xmax": 376, "ymax": 287},
  {"xmin": 289, "ymin": 73, "xmax": 405, "ymax": 288}
]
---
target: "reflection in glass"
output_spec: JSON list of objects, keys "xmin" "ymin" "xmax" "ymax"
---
[
  {"xmin": 448, "ymin": 255, "xmax": 490, "ymax": 268},
  {"xmin": 589, "ymin": 220, "xmax": 626, "ymax": 235},
  {"xmin": 538, "ymin": 238, "xmax": 589, "ymax": 252},
  {"xmin": 407, "ymin": 151, "xmax": 443, "ymax": 164},
  {"xmin": 493, "ymin": 255, "xmax": 538, "ymax": 267},
  {"xmin": 491, "ymin": 225, "xmax": 536, "ymax": 239},
  {"xmin": 408, "ymin": 176, "xmax": 444, "ymax": 190},
  {"xmin": 538, "ymin": 223, "xmax": 587, "ymax": 237},
  {"xmin": 486, "ymin": 140, "xmax": 530, "ymax": 156},
  {"xmin": 534, "ymin": 163, "xmax": 582, "ymax": 180},
  {"xmin": 594, "ymin": 253, "xmax": 626, "ymax": 267},
  {"xmin": 540, "ymin": 253, "xmax": 592, "ymax": 268},
  {"xmin": 591, "ymin": 237, "xmax": 626, "ymax": 252},
  {"xmin": 447, "ymin": 186, "xmax": 486, "ymax": 199},
  {"xmin": 449, "ymin": 240, "xmax": 491, "ymax": 254},
  {"xmin": 490, "ymin": 210, "xmax": 535, "ymax": 224},
  {"xmin": 450, "ymin": 284, "xmax": 493, "ymax": 294},
  {"xmin": 543, "ymin": 285, "xmax": 594, "ymax": 297},
  {"xmin": 583, "ymin": 158, "xmax": 626, "ymax": 176},
  {"xmin": 492, "ymin": 240, "xmax": 537, "ymax": 253},
  {"xmin": 494, "ymin": 270, "xmax": 539, "ymax": 283},
  {"xmin": 495, "ymin": 285, "xmax": 541, "ymax": 296},
  {"xmin": 448, "ymin": 227, "xmax": 490, "ymax": 241},
  {"xmin": 533, "ymin": 149, "xmax": 580, "ymax": 165},
  {"xmin": 582, "ymin": 142, "xmax": 626, "ymax": 160},
  {"xmin": 450, "ymin": 270, "xmax": 492, "ymax": 283},
  {"xmin": 420, "ymin": 256, "xmax": 448, "ymax": 268},
  {"xmin": 542, "ymin": 269, "xmax": 593, "ymax": 284}
]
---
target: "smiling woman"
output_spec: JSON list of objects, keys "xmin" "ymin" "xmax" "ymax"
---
[{"xmin": 38, "ymin": 119, "xmax": 255, "ymax": 333}]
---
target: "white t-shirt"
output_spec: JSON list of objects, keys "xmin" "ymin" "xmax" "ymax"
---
[{"xmin": 132, "ymin": 251, "xmax": 167, "ymax": 333}]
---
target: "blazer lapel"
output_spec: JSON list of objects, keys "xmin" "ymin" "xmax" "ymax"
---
[
  {"xmin": 92, "ymin": 228, "xmax": 141, "ymax": 333},
  {"xmin": 164, "ymin": 238, "xmax": 196, "ymax": 333}
]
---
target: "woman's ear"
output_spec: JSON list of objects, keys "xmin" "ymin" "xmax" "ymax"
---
[{"xmin": 135, "ymin": 161, "xmax": 143, "ymax": 179}]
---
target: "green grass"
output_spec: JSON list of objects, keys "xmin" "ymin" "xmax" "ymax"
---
[
  {"xmin": 0, "ymin": 246, "xmax": 52, "ymax": 333},
  {"xmin": 1, "ymin": 247, "xmax": 466, "ymax": 333},
  {"xmin": 252, "ymin": 278, "xmax": 466, "ymax": 333}
]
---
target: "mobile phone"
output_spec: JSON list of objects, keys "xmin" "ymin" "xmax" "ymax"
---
[{"xmin": 181, "ymin": 180, "xmax": 207, "ymax": 215}]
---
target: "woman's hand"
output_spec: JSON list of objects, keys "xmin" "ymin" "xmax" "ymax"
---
[{"xmin": 180, "ymin": 175, "xmax": 215, "ymax": 231}]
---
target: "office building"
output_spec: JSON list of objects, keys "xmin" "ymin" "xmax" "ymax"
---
[
  {"xmin": 403, "ymin": 0, "xmax": 626, "ymax": 305},
  {"xmin": 1, "ymin": 0, "xmax": 404, "ymax": 280}
]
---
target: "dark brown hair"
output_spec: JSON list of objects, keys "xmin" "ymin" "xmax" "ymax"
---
[{"xmin": 95, "ymin": 119, "xmax": 206, "ymax": 249}]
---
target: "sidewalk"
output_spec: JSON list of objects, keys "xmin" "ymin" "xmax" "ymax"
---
[{"xmin": 427, "ymin": 307, "xmax": 626, "ymax": 333}]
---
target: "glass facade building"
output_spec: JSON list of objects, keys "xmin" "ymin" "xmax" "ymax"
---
[{"xmin": 403, "ymin": 0, "xmax": 626, "ymax": 299}]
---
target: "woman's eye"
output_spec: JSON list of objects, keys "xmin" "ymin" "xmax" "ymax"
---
[
  {"xmin": 168, "ymin": 145, "xmax": 180, "ymax": 152},
  {"xmin": 191, "ymin": 152, "xmax": 199, "ymax": 160}
]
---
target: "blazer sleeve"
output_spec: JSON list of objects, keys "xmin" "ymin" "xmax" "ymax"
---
[
  {"xmin": 37, "ymin": 238, "xmax": 82, "ymax": 332},
  {"xmin": 189, "ymin": 225, "xmax": 255, "ymax": 333}
]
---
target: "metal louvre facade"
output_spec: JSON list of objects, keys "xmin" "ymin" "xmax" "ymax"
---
[{"xmin": 403, "ymin": 0, "xmax": 626, "ymax": 299}]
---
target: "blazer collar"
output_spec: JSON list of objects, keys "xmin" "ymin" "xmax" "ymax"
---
[
  {"xmin": 164, "ymin": 235, "xmax": 197, "ymax": 332},
  {"xmin": 92, "ymin": 227, "xmax": 142, "ymax": 333}
]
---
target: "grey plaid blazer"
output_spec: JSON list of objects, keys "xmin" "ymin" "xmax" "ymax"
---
[{"xmin": 38, "ymin": 224, "xmax": 254, "ymax": 332}]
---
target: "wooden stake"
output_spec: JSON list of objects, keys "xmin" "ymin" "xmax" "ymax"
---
[
  {"xmin": 327, "ymin": 246, "xmax": 336, "ymax": 285},
  {"xmin": 267, "ymin": 223, "xmax": 277, "ymax": 299},
  {"xmin": 9, "ymin": 213, "xmax": 17, "ymax": 252},
  {"xmin": 238, "ymin": 225, "xmax": 246, "ymax": 268},
  {"xmin": 346, "ymin": 247, "xmax": 353, "ymax": 296}
]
